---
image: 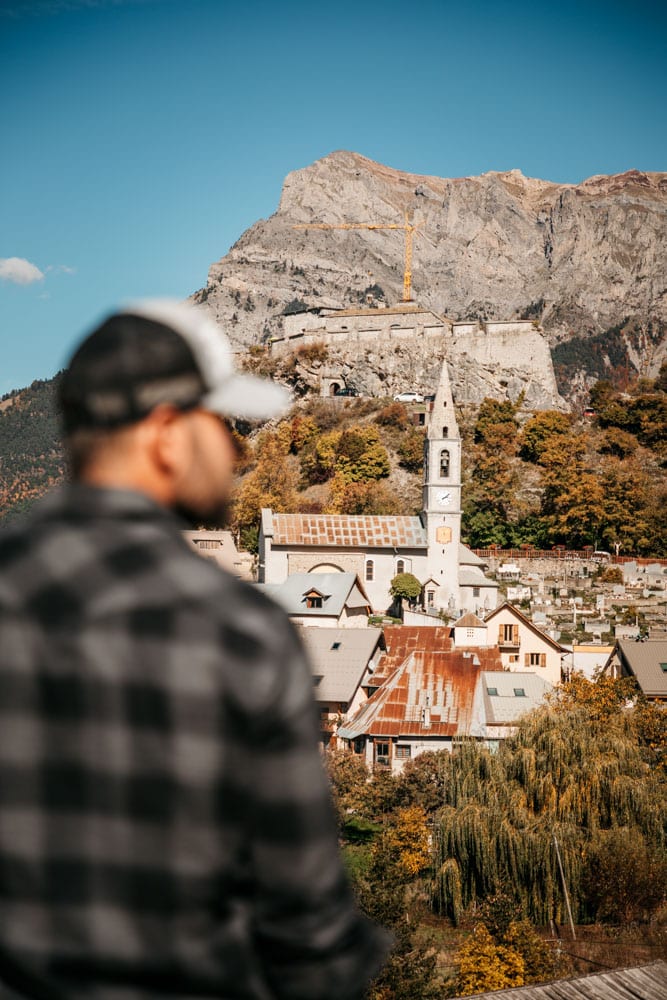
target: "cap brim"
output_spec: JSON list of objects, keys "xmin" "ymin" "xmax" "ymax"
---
[{"xmin": 201, "ymin": 373, "xmax": 291, "ymax": 421}]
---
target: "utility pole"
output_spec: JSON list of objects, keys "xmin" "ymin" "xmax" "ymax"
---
[{"xmin": 553, "ymin": 835, "xmax": 576, "ymax": 940}]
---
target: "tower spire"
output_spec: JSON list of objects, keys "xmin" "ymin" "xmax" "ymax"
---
[
  {"xmin": 422, "ymin": 359, "xmax": 462, "ymax": 613},
  {"xmin": 427, "ymin": 360, "xmax": 459, "ymax": 440}
]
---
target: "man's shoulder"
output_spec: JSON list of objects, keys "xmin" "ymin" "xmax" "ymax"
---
[{"xmin": 195, "ymin": 562, "xmax": 296, "ymax": 646}]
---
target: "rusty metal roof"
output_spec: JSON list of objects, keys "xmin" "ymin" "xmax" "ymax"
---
[
  {"xmin": 271, "ymin": 513, "xmax": 427, "ymax": 549},
  {"xmin": 339, "ymin": 632, "xmax": 503, "ymax": 740}
]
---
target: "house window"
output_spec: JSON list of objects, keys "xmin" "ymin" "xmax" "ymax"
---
[
  {"xmin": 306, "ymin": 595, "xmax": 323, "ymax": 609},
  {"xmin": 365, "ymin": 559, "xmax": 374, "ymax": 581},
  {"xmin": 395, "ymin": 745, "xmax": 411, "ymax": 759},
  {"xmin": 487, "ymin": 687, "xmax": 498, "ymax": 696},
  {"xmin": 467, "ymin": 628, "xmax": 475, "ymax": 639},
  {"xmin": 500, "ymin": 623, "xmax": 519, "ymax": 645},
  {"xmin": 439, "ymin": 449, "xmax": 450, "ymax": 477},
  {"xmin": 514, "ymin": 688, "xmax": 526, "ymax": 697},
  {"xmin": 396, "ymin": 559, "xmax": 405, "ymax": 574},
  {"xmin": 509, "ymin": 654, "xmax": 519, "ymax": 663},
  {"xmin": 661, "ymin": 663, "xmax": 667, "ymax": 673},
  {"xmin": 374, "ymin": 741, "xmax": 390, "ymax": 767},
  {"xmin": 331, "ymin": 641, "xmax": 341, "ymax": 650},
  {"xmin": 473, "ymin": 587, "xmax": 480, "ymax": 597},
  {"xmin": 526, "ymin": 652, "xmax": 546, "ymax": 667},
  {"xmin": 353, "ymin": 738, "xmax": 365, "ymax": 755},
  {"xmin": 427, "ymin": 590, "xmax": 435, "ymax": 607}
]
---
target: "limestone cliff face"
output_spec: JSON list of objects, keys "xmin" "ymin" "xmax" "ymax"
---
[{"xmin": 194, "ymin": 151, "xmax": 667, "ymax": 398}]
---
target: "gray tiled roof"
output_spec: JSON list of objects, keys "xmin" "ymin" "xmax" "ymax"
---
[
  {"xmin": 257, "ymin": 573, "xmax": 370, "ymax": 617},
  {"xmin": 459, "ymin": 543, "xmax": 486, "ymax": 567},
  {"xmin": 297, "ymin": 627, "xmax": 383, "ymax": 703},
  {"xmin": 617, "ymin": 639, "xmax": 667, "ymax": 698},
  {"xmin": 482, "ymin": 671, "xmax": 553, "ymax": 724},
  {"xmin": 459, "ymin": 566, "xmax": 499, "ymax": 588}
]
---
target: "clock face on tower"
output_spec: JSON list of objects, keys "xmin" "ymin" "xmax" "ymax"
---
[{"xmin": 436, "ymin": 490, "xmax": 452, "ymax": 507}]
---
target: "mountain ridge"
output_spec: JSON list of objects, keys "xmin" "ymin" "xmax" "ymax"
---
[{"xmin": 195, "ymin": 151, "xmax": 667, "ymax": 398}]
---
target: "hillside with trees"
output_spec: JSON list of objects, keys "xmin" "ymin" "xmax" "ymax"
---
[
  {"xmin": 461, "ymin": 368, "xmax": 667, "ymax": 554},
  {"xmin": 0, "ymin": 360, "xmax": 665, "ymax": 558},
  {"xmin": 0, "ymin": 377, "xmax": 65, "ymax": 523}
]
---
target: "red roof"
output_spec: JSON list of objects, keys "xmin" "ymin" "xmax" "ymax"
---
[
  {"xmin": 270, "ymin": 513, "xmax": 427, "ymax": 549},
  {"xmin": 339, "ymin": 629, "xmax": 503, "ymax": 740}
]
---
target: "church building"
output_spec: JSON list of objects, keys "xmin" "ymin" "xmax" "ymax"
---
[{"xmin": 258, "ymin": 360, "xmax": 498, "ymax": 616}]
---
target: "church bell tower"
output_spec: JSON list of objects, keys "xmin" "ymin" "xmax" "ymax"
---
[{"xmin": 422, "ymin": 360, "xmax": 462, "ymax": 612}]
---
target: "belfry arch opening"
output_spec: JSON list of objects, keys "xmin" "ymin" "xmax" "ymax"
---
[{"xmin": 439, "ymin": 449, "xmax": 450, "ymax": 478}]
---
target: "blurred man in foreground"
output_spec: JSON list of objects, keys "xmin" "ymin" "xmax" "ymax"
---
[{"xmin": 0, "ymin": 301, "xmax": 389, "ymax": 999}]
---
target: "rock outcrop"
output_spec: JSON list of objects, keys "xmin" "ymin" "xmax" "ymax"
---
[{"xmin": 193, "ymin": 151, "xmax": 667, "ymax": 398}]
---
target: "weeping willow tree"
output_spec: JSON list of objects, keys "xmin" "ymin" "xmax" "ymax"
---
[{"xmin": 432, "ymin": 705, "xmax": 666, "ymax": 925}]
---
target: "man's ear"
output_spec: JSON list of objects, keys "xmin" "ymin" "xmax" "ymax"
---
[{"xmin": 143, "ymin": 405, "xmax": 185, "ymax": 475}]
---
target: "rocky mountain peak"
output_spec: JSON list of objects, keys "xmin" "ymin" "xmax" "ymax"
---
[{"xmin": 195, "ymin": 151, "xmax": 667, "ymax": 400}]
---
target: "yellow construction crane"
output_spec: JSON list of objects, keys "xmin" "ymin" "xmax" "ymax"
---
[{"xmin": 293, "ymin": 212, "xmax": 423, "ymax": 303}]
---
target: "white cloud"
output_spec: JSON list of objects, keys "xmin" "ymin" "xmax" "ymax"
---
[
  {"xmin": 45, "ymin": 263, "xmax": 77, "ymax": 275},
  {"xmin": 0, "ymin": 257, "xmax": 45, "ymax": 285}
]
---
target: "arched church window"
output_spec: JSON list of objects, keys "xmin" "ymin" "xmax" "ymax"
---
[
  {"xmin": 442, "ymin": 426, "xmax": 448, "ymax": 437},
  {"xmin": 439, "ymin": 449, "xmax": 450, "ymax": 477},
  {"xmin": 365, "ymin": 559, "xmax": 374, "ymax": 582},
  {"xmin": 396, "ymin": 559, "xmax": 405, "ymax": 574}
]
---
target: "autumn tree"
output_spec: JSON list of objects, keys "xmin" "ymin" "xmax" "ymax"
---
[
  {"xmin": 300, "ymin": 424, "xmax": 390, "ymax": 486},
  {"xmin": 326, "ymin": 475, "xmax": 399, "ymax": 515},
  {"xmin": 373, "ymin": 806, "xmax": 431, "ymax": 879},
  {"xmin": 398, "ymin": 428, "xmax": 426, "ymax": 473},
  {"xmin": 433, "ymin": 696, "xmax": 666, "ymax": 925},
  {"xmin": 398, "ymin": 750, "xmax": 450, "ymax": 813},
  {"xmin": 454, "ymin": 924, "xmax": 524, "ymax": 994},
  {"xmin": 583, "ymin": 828, "xmax": 667, "ymax": 924},
  {"xmin": 375, "ymin": 401, "xmax": 410, "ymax": 430},
  {"xmin": 357, "ymin": 809, "xmax": 439, "ymax": 1000},
  {"xmin": 325, "ymin": 749, "xmax": 371, "ymax": 824},
  {"xmin": 463, "ymin": 396, "xmax": 522, "ymax": 547},
  {"xmin": 519, "ymin": 410, "xmax": 572, "ymax": 464},
  {"xmin": 599, "ymin": 426, "xmax": 638, "ymax": 458},
  {"xmin": 504, "ymin": 920, "xmax": 564, "ymax": 984},
  {"xmin": 231, "ymin": 427, "xmax": 299, "ymax": 550}
]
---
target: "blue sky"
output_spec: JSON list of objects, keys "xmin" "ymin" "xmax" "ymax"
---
[{"xmin": 1, "ymin": 0, "xmax": 665, "ymax": 392}]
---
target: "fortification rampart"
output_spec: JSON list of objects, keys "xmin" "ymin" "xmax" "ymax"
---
[{"xmin": 271, "ymin": 308, "xmax": 567, "ymax": 410}]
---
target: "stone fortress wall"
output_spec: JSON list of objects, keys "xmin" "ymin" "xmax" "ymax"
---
[{"xmin": 271, "ymin": 306, "xmax": 567, "ymax": 410}]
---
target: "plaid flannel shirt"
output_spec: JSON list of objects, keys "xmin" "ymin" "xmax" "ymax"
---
[{"xmin": 0, "ymin": 486, "xmax": 389, "ymax": 999}]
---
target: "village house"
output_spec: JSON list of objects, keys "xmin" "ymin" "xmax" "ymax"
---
[
  {"xmin": 256, "ymin": 572, "xmax": 371, "ymax": 627},
  {"xmin": 336, "ymin": 626, "xmax": 552, "ymax": 771},
  {"xmin": 602, "ymin": 638, "xmax": 667, "ymax": 702},
  {"xmin": 451, "ymin": 612, "xmax": 489, "ymax": 647},
  {"xmin": 182, "ymin": 529, "xmax": 254, "ymax": 580},
  {"xmin": 296, "ymin": 626, "xmax": 385, "ymax": 745},
  {"xmin": 484, "ymin": 601, "xmax": 567, "ymax": 687}
]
